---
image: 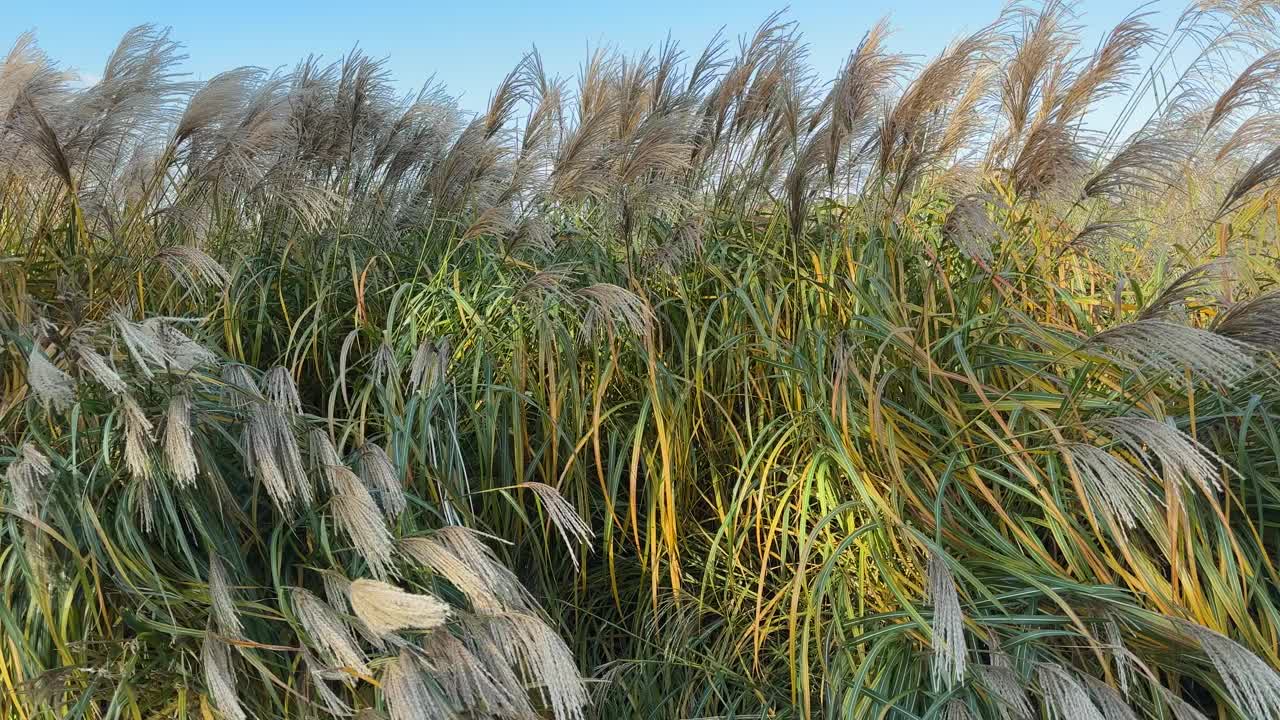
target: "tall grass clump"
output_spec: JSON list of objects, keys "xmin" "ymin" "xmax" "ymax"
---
[{"xmin": 5, "ymin": 2, "xmax": 1280, "ymax": 718}]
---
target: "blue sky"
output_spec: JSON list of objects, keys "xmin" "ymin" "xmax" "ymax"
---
[{"xmin": 7, "ymin": 0, "xmax": 1157, "ymax": 113}]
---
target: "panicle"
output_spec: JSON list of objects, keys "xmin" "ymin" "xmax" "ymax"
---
[
  {"xmin": 927, "ymin": 549, "xmax": 967, "ymax": 690},
  {"xmin": 163, "ymin": 393, "xmax": 199, "ymax": 487},
  {"xmin": 26, "ymin": 346, "xmax": 75, "ymax": 410},
  {"xmin": 358, "ymin": 443, "xmax": 407, "ymax": 518},
  {"xmin": 519, "ymin": 482, "xmax": 594, "ymax": 570},
  {"xmin": 349, "ymin": 579, "xmax": 450, "ymax": 636},
  {"xmin": 291, "ymin": 587, "xmax": 370, "ymax": 678}
]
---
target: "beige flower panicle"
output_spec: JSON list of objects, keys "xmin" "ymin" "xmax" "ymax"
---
[
  {"xmin": 422, "ymin": 629, "xmax": 533, "ymax": 718},
  {"xmin": 120, "ymin": 395, "xmax": 155, "ymax": 481},
  {"xmin": 977, "ymin": 664, "xmax": 1033, "ymax": 720},
  {"xmin": 301, "ymin": 646, "xmax": 354, "ymax": 717},
  {"xmin": 1037, "ymin": 664, "xmax": 1106, "ymax": 720},
  {"xmin": 271, "ymin": 409, "xmax": 313, "ymax": 507},
  {"xmin": 164, "ymin": 393, "xmax": 199, "ymax": 487},
  {"xmin": 1093, "ymin": 416, "xmax": 1232, "ymax": 496},
  {"xmin": 1186, "ymin": 621, "xmax": 1280, "ymax": 720},
  {"xmin": 358, "ymin": 442, "xmax": 407, "ymax": 518},
  {"xmin": 5, "ymin": 443, "xmax": 53, "ymax": 518},
  {"xmin": 243, "ymin": 407, "xmax": 293, "ymax": 510},
  {"xmin": 372, "ymin": 342, "xmax": 397, "ymax": 383},
  {"xmin": 202, "ymin": 635, "xmax": 247, "ymax": 720},
  {"xmin": 349, "ymin": 579, "xmax": 450, "ymax": 636},
  {"xmin": 290, "ymin": 587, "xmax": 370, "ymax": 679},
  {"xmin": 1158, "ymin": 686, "xmax": 1212, "ymax": 720},
  {"xmin": 1061, "ymin": 443, "xmax": 1160, "ymax": 533},
  {"xmin": 409, "ymin": 338, "xmax": 451, "ymax": 393},
  {"xmin": 1081, "ymin": 675, "xmax": 1140, "ymax": 720},
  {"xmin": 148, "ymin": 320, "xmax": 216, "ymax": 371},
  {"xmin": 1085, "ymin": 320, "xmax": 1257, "ymax": 386},
  {"xmin": 115, "ymin": 314, "xmax": 216, "ymax": 377},
  {"xmin": 73, "ymin": 340, "xmax": 126, "ymax": 395},
  {"xmin": 157, "ymin": 245, "xmax": 230, "ymax": 292},
  {"xmin": 431, "ymin": 526, "xmax": 533, "ymax": 611},
  {"xmin": 221, "ymin": 365, "xmax": 261, "ymax": 413},
  {"xmin": 231, "ymin": 367, "xmax": 313, "ymax": 512},
  {"xmin": 264, "ymin": 366, "xmax": 302, "ymax": 413},
  {"xmin": 479, "ymin": 612, "xmax": 590, "ymax": 720},
  {"xmin": 380, "ymin": 650, "xmax": 455, "ymax": 720},
  {"xmin": 321, "ymin": 569, "xmax": 387, "ymax": 650},
  {"xmin": 208, "ymin": 553, "xmax": 243, "ymax": 639},
  {"xmin": 330, "ymin": 468, "xmax": 396, "ymax": 579},
  {"xmin": 927, "ymin": 549, "xmax": 967, "ymax": 691},
  {"xmin": 115, "ymin": 314, "xmax": 169, "ymax": 379},
  {"xmin": 519, "ymin": 482, "xmax": 594, "ymax": 570},
  {"xmin": 256, "ymin": 367, "xmax": 313, "ymax": 506},
  {"xmin": 399, "ymin": 536, "xmax": 504, "ymax": 613},
  {"xmin": 309, "ymin": 429, "xmax": 345, "ymax": 493},
  {"xmin": 942, "ymin": 700, "xmax": 975, "ymax": 720},
  {"xmin": 578, "ymin": 283, "xmax": 655, "ymax": 340},
  {"xmin": 460, "ymin": 621, "xmax": 534, "ymax": 714},
  {"xmin": 26, "ymin": 346, "xmax": 75, "ymax": 410}
]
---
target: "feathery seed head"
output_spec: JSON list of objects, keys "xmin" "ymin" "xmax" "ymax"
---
[
  {"xmin": 72, "ymin": 341, "xmax": 127, "ymax": 395},
  {"xmin": 290, "ymin": 587, "xmax": 370, "ymax": 679},
  {"xmin": 1037, "ymin": 664, "xmax": 1106, "ymax": 720},
  {"xmin": 26, "ymin": 345, "xmax": 75, "ymax": 410},
  {"xmin": 1086, "ymin": 320, "xmax": 1257, "ymax": 385},
  {"xmin": 264, "ymin": 366, "xmax": 302, "ymax": 413},
  {"xmin": 1062, "ymin": 443, "xmax": 1161, "ymax": 533},
  {"xmin": 380, "ymin": 650, "xmax": 455, "ymax": 720},
  {"xmin": 408, "ymin": 338, "xmax": 451, "ymax": 393},
  {"xmin": 202, "ymin": 635, "xmax": 247, "ymax": 720},
  {"xmin": 309, "ymin": 429, "xmax": 345, "ymax": 492},
  {"xmin": 164, "ymin": 393, "xmax": 199, "ymax": 487},
  {"xmin": 943, "ymin": 700, "xmax": 974, "ymax": 720},
  {"xmin": 1185, "ymin": 621, "xmax": 1280, "ymax": 720},
  {"xmin": 480, "ymin": 612, "xmax": 589, "ymax": 720},
  {"xmin": 927, "ymin": 549, "xmax": 967, "ymax": 690},
  {"xmin": 157, "ymin": 245, "xmax": 230, "ymax": 292},
  {"xmin": 422, "ymin": 629, "xmax": 533, "ymax": 717},
  {"xmin": 979, "ymin": 665, "xmax": 1033, "ymax": 720},
  {"xmin": 1093, "ymin": 416, "xmax": 1229, "ymax": 496},
  {"xmin": 577, "ymin": 283, "xmax": 655, "ymax": 340},
  {"xmin": 220, "ymin": 364, "xmax": 261, "ymax": 413},
  {"xmin": 208, "ymin": 553, "xmax": 243, "ymax": 639},
  {"xmin": 330, "ymin": 469, "xmax": 396, "ymax": 578},
  {"xmin": 358, "ymin": 443, "xmax": 407, "ymax": 519},
  {"xmin": 398, "ymin": 536, "xmax": 504, "ymax": 614},
  {"xmin": 519, "ymin": 482, "xmax": 594, "ymax": 571},
  {"xmin": 349, "ymin": 579, "xmax": 451, "ymax": 636},
  {"xmin": 1081, "ymin": 675, "xmax": 1140, "ymax": 720},
  {"xmin": 5, "ymin": 443, "xmax": 53, "ymax": 518},
  {"xmin": 120, "ymin": 395, "xmax": 155, "ymax": 481}
]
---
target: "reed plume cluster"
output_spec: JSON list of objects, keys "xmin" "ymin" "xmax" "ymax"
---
[{"xmin": 5, "ymin": 1, "xmax": 1280, "ymax": 718}]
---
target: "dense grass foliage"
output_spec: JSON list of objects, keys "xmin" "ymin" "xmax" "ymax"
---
[{"xmin": 6, "ymin": 2, "xmax": 1280, "ymax": 718}]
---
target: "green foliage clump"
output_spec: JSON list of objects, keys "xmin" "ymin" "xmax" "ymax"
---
[{"xmin": 6, "ymin": 3, "xmax": 1280, "ymax": 719}]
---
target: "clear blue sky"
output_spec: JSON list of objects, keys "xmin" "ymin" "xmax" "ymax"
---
[{"xmin": 6, "ymin": 0, "xmax": 1159, "ymax": 114}]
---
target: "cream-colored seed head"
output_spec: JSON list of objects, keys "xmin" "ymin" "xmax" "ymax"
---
[
  {"xmin": 330, "ymin": 469, "xmax": 395, "ymax": 579},
  {"xmin": 358, "ymin": 443, "xmax": 407, "ymax": 519},
  {"xmin": 164, "ymin": 393, "xmax": 199, "ymax": 487},
  {"xmin": 26, "ymin": 346, "xmax": 74, "ymax": 410},
  {"xmin": 381, "ymin": 650, "xmax": 455, "ymax": 720},
  {"xmin": 349, "ymin": 579, "xmax": 450, "ymax": 635},
  {"xmin": 927, "ymin": 550, "xmax": 967, "ymax": 691},
  {"xmin": 291, "ymin": 587, "xmax": 369, "ymax": 678},
  {"xmin": 208, "ymin": 553, "xmax": 242, "ymax": 639},
  {"xmin": 202, "ymin": 636, "xmax": 247, "ymax": 720}
]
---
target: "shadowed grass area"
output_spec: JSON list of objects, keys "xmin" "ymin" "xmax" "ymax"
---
[{"xmin": 5, "ymin": 2, "xmax": 1280, "ymax": 719}]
